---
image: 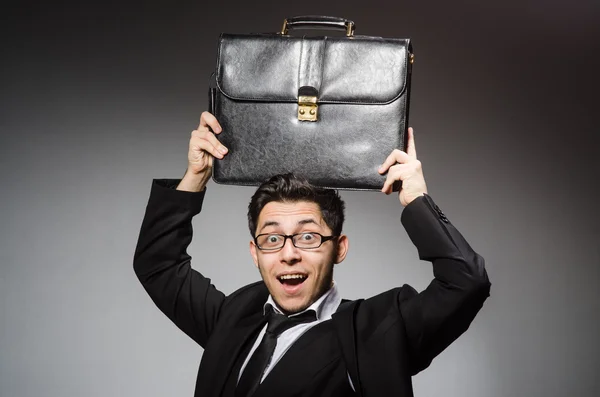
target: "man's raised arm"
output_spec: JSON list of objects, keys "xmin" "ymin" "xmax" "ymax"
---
[
  {"xmin": 133, "ymin": 112, "xmax": 230, "ymax": 347},
  {"xmin": 378, "ymin": 127, "xmax": 490, "ymax": 374}
]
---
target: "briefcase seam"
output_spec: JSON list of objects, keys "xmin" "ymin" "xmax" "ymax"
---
[
  {"xmin": 318, "ymin": 37, "xmax": 328, "ymax": 95},
  {"xmin": 297, "ymin": 37, "xmax": 304, "ymax": 94},
  {"xmin": 214, "ymin": 85, "xmax": 408, "ymax": 105}
]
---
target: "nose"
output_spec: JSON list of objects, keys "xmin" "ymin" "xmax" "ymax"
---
[{"xmin": 280, "ymin": 237, "xmax": 301, "ymax": 265}]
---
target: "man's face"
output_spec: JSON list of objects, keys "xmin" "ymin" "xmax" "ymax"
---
[{"xmin": 249, "ymin": 200, "xmax": 348, "ymax": 315}]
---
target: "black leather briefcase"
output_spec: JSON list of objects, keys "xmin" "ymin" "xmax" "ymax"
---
[{"xmin": 209, "ymin": 15, "xmax": 413, "ymax": 190}]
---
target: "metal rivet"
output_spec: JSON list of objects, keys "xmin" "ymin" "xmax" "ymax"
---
[
  {"xmin": 299, "ymin": 109, "xmax": 305, "ymax": 115},
  {"xmin": 309, "ymin": 109, "xmax": 315, "ymax": 115}
]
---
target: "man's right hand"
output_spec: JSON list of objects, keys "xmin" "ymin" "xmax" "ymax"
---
[{"xmin": 177, "ymin": 111, "xmax": 227, "ymax": 192}]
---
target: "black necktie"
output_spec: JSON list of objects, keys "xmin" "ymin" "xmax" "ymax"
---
[{"xmin": 236, "ymin": 306, "xmax": 317, "ymax": 397}]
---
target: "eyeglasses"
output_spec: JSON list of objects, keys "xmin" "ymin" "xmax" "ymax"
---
[{"xmin": 254, "ymin": 232, "xmax": 337, "ymax": 251}]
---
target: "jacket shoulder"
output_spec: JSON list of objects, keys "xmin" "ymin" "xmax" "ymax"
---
[{"xmin": 219, "ymin": 281, "xmax": 269, "ymax": 322}]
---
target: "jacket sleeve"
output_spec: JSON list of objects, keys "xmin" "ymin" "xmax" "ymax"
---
[
  {"xmin": 133, "ymin": 179, "xmax": 226, "ymax": 348},
  {"xmin": 398, "ymin": 194, "xmax": 491, "ymax": 374}
]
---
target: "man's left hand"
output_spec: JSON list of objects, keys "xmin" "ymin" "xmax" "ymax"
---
[{"xmin": 378, "ymin": 127, "xmax": 428, "ymax": 207}]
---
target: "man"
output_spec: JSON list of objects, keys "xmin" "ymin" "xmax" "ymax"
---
[{"xmin": 134, "ymin": 111, "xmax": 491, "ymax": 397}]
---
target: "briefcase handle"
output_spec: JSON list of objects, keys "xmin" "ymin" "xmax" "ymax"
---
[{"xmin": 280, "ymin": 15, "xmax": 355, "ymax": 37}]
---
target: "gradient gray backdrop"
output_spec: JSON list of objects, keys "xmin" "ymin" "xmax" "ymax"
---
[{"xmin": 2, "ymin": 1, "xmax": 599, "ymax": 396}]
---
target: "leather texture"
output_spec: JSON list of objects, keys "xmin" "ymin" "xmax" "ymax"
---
[{"xmin": 210, "ymin": 19, "xmax": 413, "ymax": 191}]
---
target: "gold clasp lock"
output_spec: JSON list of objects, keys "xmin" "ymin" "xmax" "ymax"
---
[{"xmin": 298, "ymin": 96, "xmax": 318, "ymax": 121}]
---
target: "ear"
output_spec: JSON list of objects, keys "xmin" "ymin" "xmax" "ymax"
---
[
  {"xmin": 249, "ymin": 240, "xmax": 259, "ymax": 268},
  {"xmin": 334, "ymin": 234, "xmax": 349, "ymax": 264}
]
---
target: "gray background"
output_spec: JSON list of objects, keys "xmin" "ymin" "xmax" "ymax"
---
[{"xmin": 2, "ymin": 0, "xmax": 599, "ymax": 396}]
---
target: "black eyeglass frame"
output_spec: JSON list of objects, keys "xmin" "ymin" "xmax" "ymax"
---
[{"xmin": 254, "ymin": 232, "xmax": 338, "ymax": 251}]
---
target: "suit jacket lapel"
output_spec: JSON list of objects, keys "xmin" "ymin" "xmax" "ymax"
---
[
  {"xmin": 195, "ymin": 281, "xmax": 269, "ymax": 397},
  {"xmin": 254, "ymin": 321, "xmax": 339, "ymax": 396},
  {"xmin": 207, "ymin": 311, "xmax": 267, "ymax": 397},
  {"xmin": 332, "ymin": 299, "xmax": 364, "ymax": 397}
]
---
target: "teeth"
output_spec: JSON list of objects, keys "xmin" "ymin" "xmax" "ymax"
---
[{"xmin": 279, "ymin": 274, "xmax": 307, "ymax": 280}]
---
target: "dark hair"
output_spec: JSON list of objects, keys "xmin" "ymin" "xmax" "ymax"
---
[{"xmin": 248, "ymin": 174, "xmax": 345, "ymax": 237}]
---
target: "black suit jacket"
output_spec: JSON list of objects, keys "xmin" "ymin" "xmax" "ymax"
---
[{"xmin": 134, "ymin": 179, "xmax": 491, "ymax": 397}]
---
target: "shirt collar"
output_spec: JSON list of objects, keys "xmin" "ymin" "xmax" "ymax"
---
[{"xmin": 263, "ymin": 281, "xmax": 341, "ymax": 321}]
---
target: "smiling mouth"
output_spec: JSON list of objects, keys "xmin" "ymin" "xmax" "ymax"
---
[{"xmin": 277, "ymin": 274, "xmax": 308, "ymax": 287}]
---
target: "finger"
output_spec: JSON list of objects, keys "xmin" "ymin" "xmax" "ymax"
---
[
  {"xmin": 381, "ymin": 172, "xmax": 397, "ymax": 194},
  {"xmin": 381, "ymin": 176, "xmax": 393, "ymax": 194},
  {"xmin": 199, "ymin": 111, "xmax": 222, "ymax": 134},
  {"xmin": 406, "ymin": 127, "xmax": 417, "ymax": 158},
  {"xmin": 191, "ymin": 129, "xmax": 228, "ymax": 155},
  {"xmin": 191, "ymin": 135, "xmax": 225, "ymax": 159},
  {"xmin": 190, "ymin": 130, "xmax": 228, "ymax": 159},
  {"xmin": 380, "ymin": 164, "xmax": 408, "ymax": 194},
  {"xmin": 378, "ymin": 149, "xmax": 410, "ymax": 174}
]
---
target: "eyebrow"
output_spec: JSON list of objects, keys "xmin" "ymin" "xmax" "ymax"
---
[{"xmin": 259, "ymin": 219, "xmax": 319, "ymax": 233}]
